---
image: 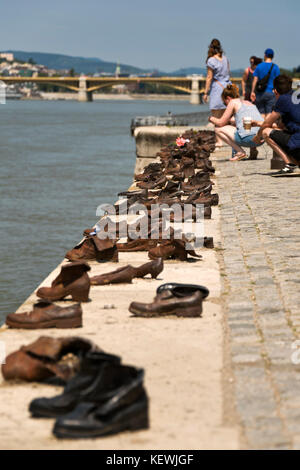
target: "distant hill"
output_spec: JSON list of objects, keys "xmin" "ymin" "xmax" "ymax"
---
[
  {"xmin": 5, "ymin": 51, "xmax": 148, "ymax": 75},
  {"xmin": 5, "ymin": 51, "xmax": 246, "ymax": 76},
  {"xmin": 170, "ymin": 66, "xmax": 245, "ymax": 77},
  {"xmin": 230, "ymin": 69, "xmax": 245, "ymax": 77},
  {"xmin": 170, "ymin": 67, "xmax": 207, "ymax": 76}
]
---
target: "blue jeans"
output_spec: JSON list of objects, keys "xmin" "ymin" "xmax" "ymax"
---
[
  {"xmin": 255, "ymin": 92, "xmax": 276, "ymax": 115},
  {"xmin": 232, "ymin": 131, "xmax": 262, "ymax": 157}
]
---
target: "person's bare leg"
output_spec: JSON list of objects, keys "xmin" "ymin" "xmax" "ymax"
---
[
  {"xmin": 262, "ymin": 128, "xmax": 293, "ymax": 165},
  {"xmin": 216, "ymin": 126, "xmax": 245, "ymax": 155},
  {"xmin": 211, "ymin": 109, "xmax": 225, "ymax": 146}
]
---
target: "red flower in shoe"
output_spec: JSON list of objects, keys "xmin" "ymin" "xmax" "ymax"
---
[{"xmin": 176, "ymin": 137, "xmax": 190, "ymax": 147}]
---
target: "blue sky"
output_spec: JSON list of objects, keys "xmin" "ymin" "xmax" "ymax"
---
[{"xmin": 1, "ymin": 0, "xmax": 299, "ymax": 71}]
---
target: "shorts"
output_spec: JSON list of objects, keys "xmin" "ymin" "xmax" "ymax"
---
[
  {"xmin": 255, "ymin": 92, "xmax": 276, "ymax": 115},
  {"xmin": 232, "ymin": 131, "xmax": 262, "ymax": 157},
  {"xmin": 234, "ymin": 131, "xmax": 262, "ymax": 148},
  {"xmin": 270, "ymin": 130, "xmax": 300, "ymax": 161}
]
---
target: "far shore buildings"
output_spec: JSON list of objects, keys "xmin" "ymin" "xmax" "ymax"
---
[
  {"xmin": 0, "ymin": 52, "xmax": 59, "ymax": 97},
  {"xmin": 0, "ymin": 52, "xmax": 57, "ymax": 78},
  {"xmin": 0, "ymin": 52, "xmax": 14, "ymax": 62}
]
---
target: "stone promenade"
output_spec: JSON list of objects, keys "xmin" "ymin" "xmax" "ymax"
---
[{"xmin": 214, "ymin": 146, "xmax": 300, "ymax": 450}]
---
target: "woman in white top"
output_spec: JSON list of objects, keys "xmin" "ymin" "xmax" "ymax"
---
[{"xmin": 209, "ymin": 84, "xmax": 263, "ymax": 161}]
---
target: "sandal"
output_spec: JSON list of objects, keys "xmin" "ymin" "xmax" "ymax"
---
[{"xmin": 229, "ymin": 152, "xmax": 247, "ymax": 162}]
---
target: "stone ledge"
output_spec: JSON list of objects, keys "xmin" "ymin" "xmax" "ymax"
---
[{"xmin": 134, "ymin": 125, "xmax": 209, "ymax": 158}]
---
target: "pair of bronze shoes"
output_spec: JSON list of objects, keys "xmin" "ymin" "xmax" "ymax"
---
[
  {"xmin": 90, "ymin": 258, "xmax": 163, "ymax": 285},
  {"xmin": 129, "ymin": 283, "xmax": 209, "ymax": 318},
  {"xmin": 5, "ymin": 262, "xmax": 91, "ymax": 329}
]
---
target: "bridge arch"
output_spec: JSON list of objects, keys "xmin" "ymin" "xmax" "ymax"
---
[{"xmin": 86, "ymin": 80, "xmax": 192, "ymax": 95}]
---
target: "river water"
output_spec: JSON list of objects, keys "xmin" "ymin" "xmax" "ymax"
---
[{"xmin": 0, "ymin": 99, "xmax": 209, "ymax": 322}]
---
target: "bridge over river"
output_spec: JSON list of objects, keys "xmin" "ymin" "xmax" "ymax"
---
[{"xmin": 0, "ymin": 75, "xmax": 242, "ymax": 103}]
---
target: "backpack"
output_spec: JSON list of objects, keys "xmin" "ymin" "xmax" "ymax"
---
[{"xmin": 256, "ymin": 63, "xmax": 274, "ymax": 93}]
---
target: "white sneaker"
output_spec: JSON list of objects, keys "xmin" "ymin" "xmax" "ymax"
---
[{"xmin": 271, "ymin": 165, "xmax": 296, "ymax": 177}]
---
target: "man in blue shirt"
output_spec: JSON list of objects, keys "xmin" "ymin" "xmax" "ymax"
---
[
  {"xmin": 253, "ymin": 75, "xmax": 300, "ymax": 175},
  {"xmin": 251, "ymin": 48, "xmax": 280, "ymax": 117}
]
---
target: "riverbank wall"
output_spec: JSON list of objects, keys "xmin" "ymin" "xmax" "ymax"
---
[{"xmin": 38, "ymin": 92, "xmax": 191, "ymax": 101}]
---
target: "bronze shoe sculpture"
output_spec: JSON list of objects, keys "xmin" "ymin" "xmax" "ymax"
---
[
  {"xmin": 6, "ymin": 301, "xmax": 83, "ymax": 329},
  {"xmin": 90, "ymin": 265, "xmax": 136, "ymax": 285},
  {"xmin": 86, "ymin": 210, "xmax": 149, "ymax": 238},
  {"xmin": 203, "ymin": 237, "xmax": 214, "ymax": 249},
  {"xmin": 168, "ymin": 205, "xmax": 212, "ymax": 221},
  {"xmin": 90, "ymin": 258, "xmax": 164, "ymax": 285},
  {"xmin": 192, "ymin": 193, "xmax": 219, "ymax": 206},
  {"xmin": 1, "ymin": 336, "xmax": 100, "ymax": 383},
  {"xmin": 180, "ymin": 156, "xmax": 195, "ymax": 178},
  {"xmin": 137, "ymin": 175, "xmax": 167, "ymax": 190},
  {"xmin": 65, "ymin": 236, "xmax": 118, "ymax": 262},
  {"xmin": 117, "ymin": 238, "xmax": 158, "ymax": 252},
  {"xmin": 129, "ymin": 285, "xmax": 207, "ymax": 318},
  {"xmin": 133, "ymin": 258, "xmax": 164, "ymax": 279},
  {"xmin": 156, "ymin": 282, "xmax": 209, "ymax": 299},
  {"xmin": 195, "ymin": 158, "xmax": 215, "ymax": 173},
  {"xmin": 135, "ymin": 163, "xmax": 162, "ymax": 181},
  {"xmin": 37, "ymin": 262, "xmax": 91, "ymax": 302},
  {"xmin": 148, "ymin": 239, "xmax": 202, "ymax": 261},
  {"xmin": 184, "ymin": 185, "xmax": 214, "ymax": 203},
  {"xmin": 181, "ymin": 172, "xmax": 211, "ymax": 191}
]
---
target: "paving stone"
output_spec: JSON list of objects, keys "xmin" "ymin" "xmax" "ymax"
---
[
  {"xmin": 227, "ymin": 302, "xmax": 253, "ymax": 312},
  {"xmin": 232, "ymin": 353, "xmax": 262, "ymax": 364},
  {"xmin": 244, "ymin": 428, "xmax": 290, "ymax": 450},
  {"xmin": 262, "ymin": 328, "xmax": 294, "ymax": 342},
  {"xmin": 228, "ymin": 314, "xmax": 254, "ymax": 323},
  {"xmin": 231, "ymin": 334, "xmax": 260, "ymax": 345},
  {"xmin": 228, "ymin": 324, "xmax": 258, "ymax": 336}
]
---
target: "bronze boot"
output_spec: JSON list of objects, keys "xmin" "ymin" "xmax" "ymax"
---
[
  {"xmin": 66, "ymin": 236, "xmax": 118, "ymax": 262},
  {"xmin": 2, "ymin": 336, "xmax": 99, "ymax": 383},
  {"xmin": 6, "ymin": 301, "xmax": 83, "ymax": 329},
  {"xmin": 2, "ymin": 349, "xmax": 56, "ymax": 382},
  {"xmin": 36, "ymin": 262, "xmax": 91, "ymax": 302}
]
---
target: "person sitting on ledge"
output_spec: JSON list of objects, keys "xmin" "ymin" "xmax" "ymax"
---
[
  {"xmin": 209, "ymin": 83, "xmax": 263, "ymax": 161},
  {"xmin": 252, "ymin": 74, "xmax": 300, "ymax": 176}
]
